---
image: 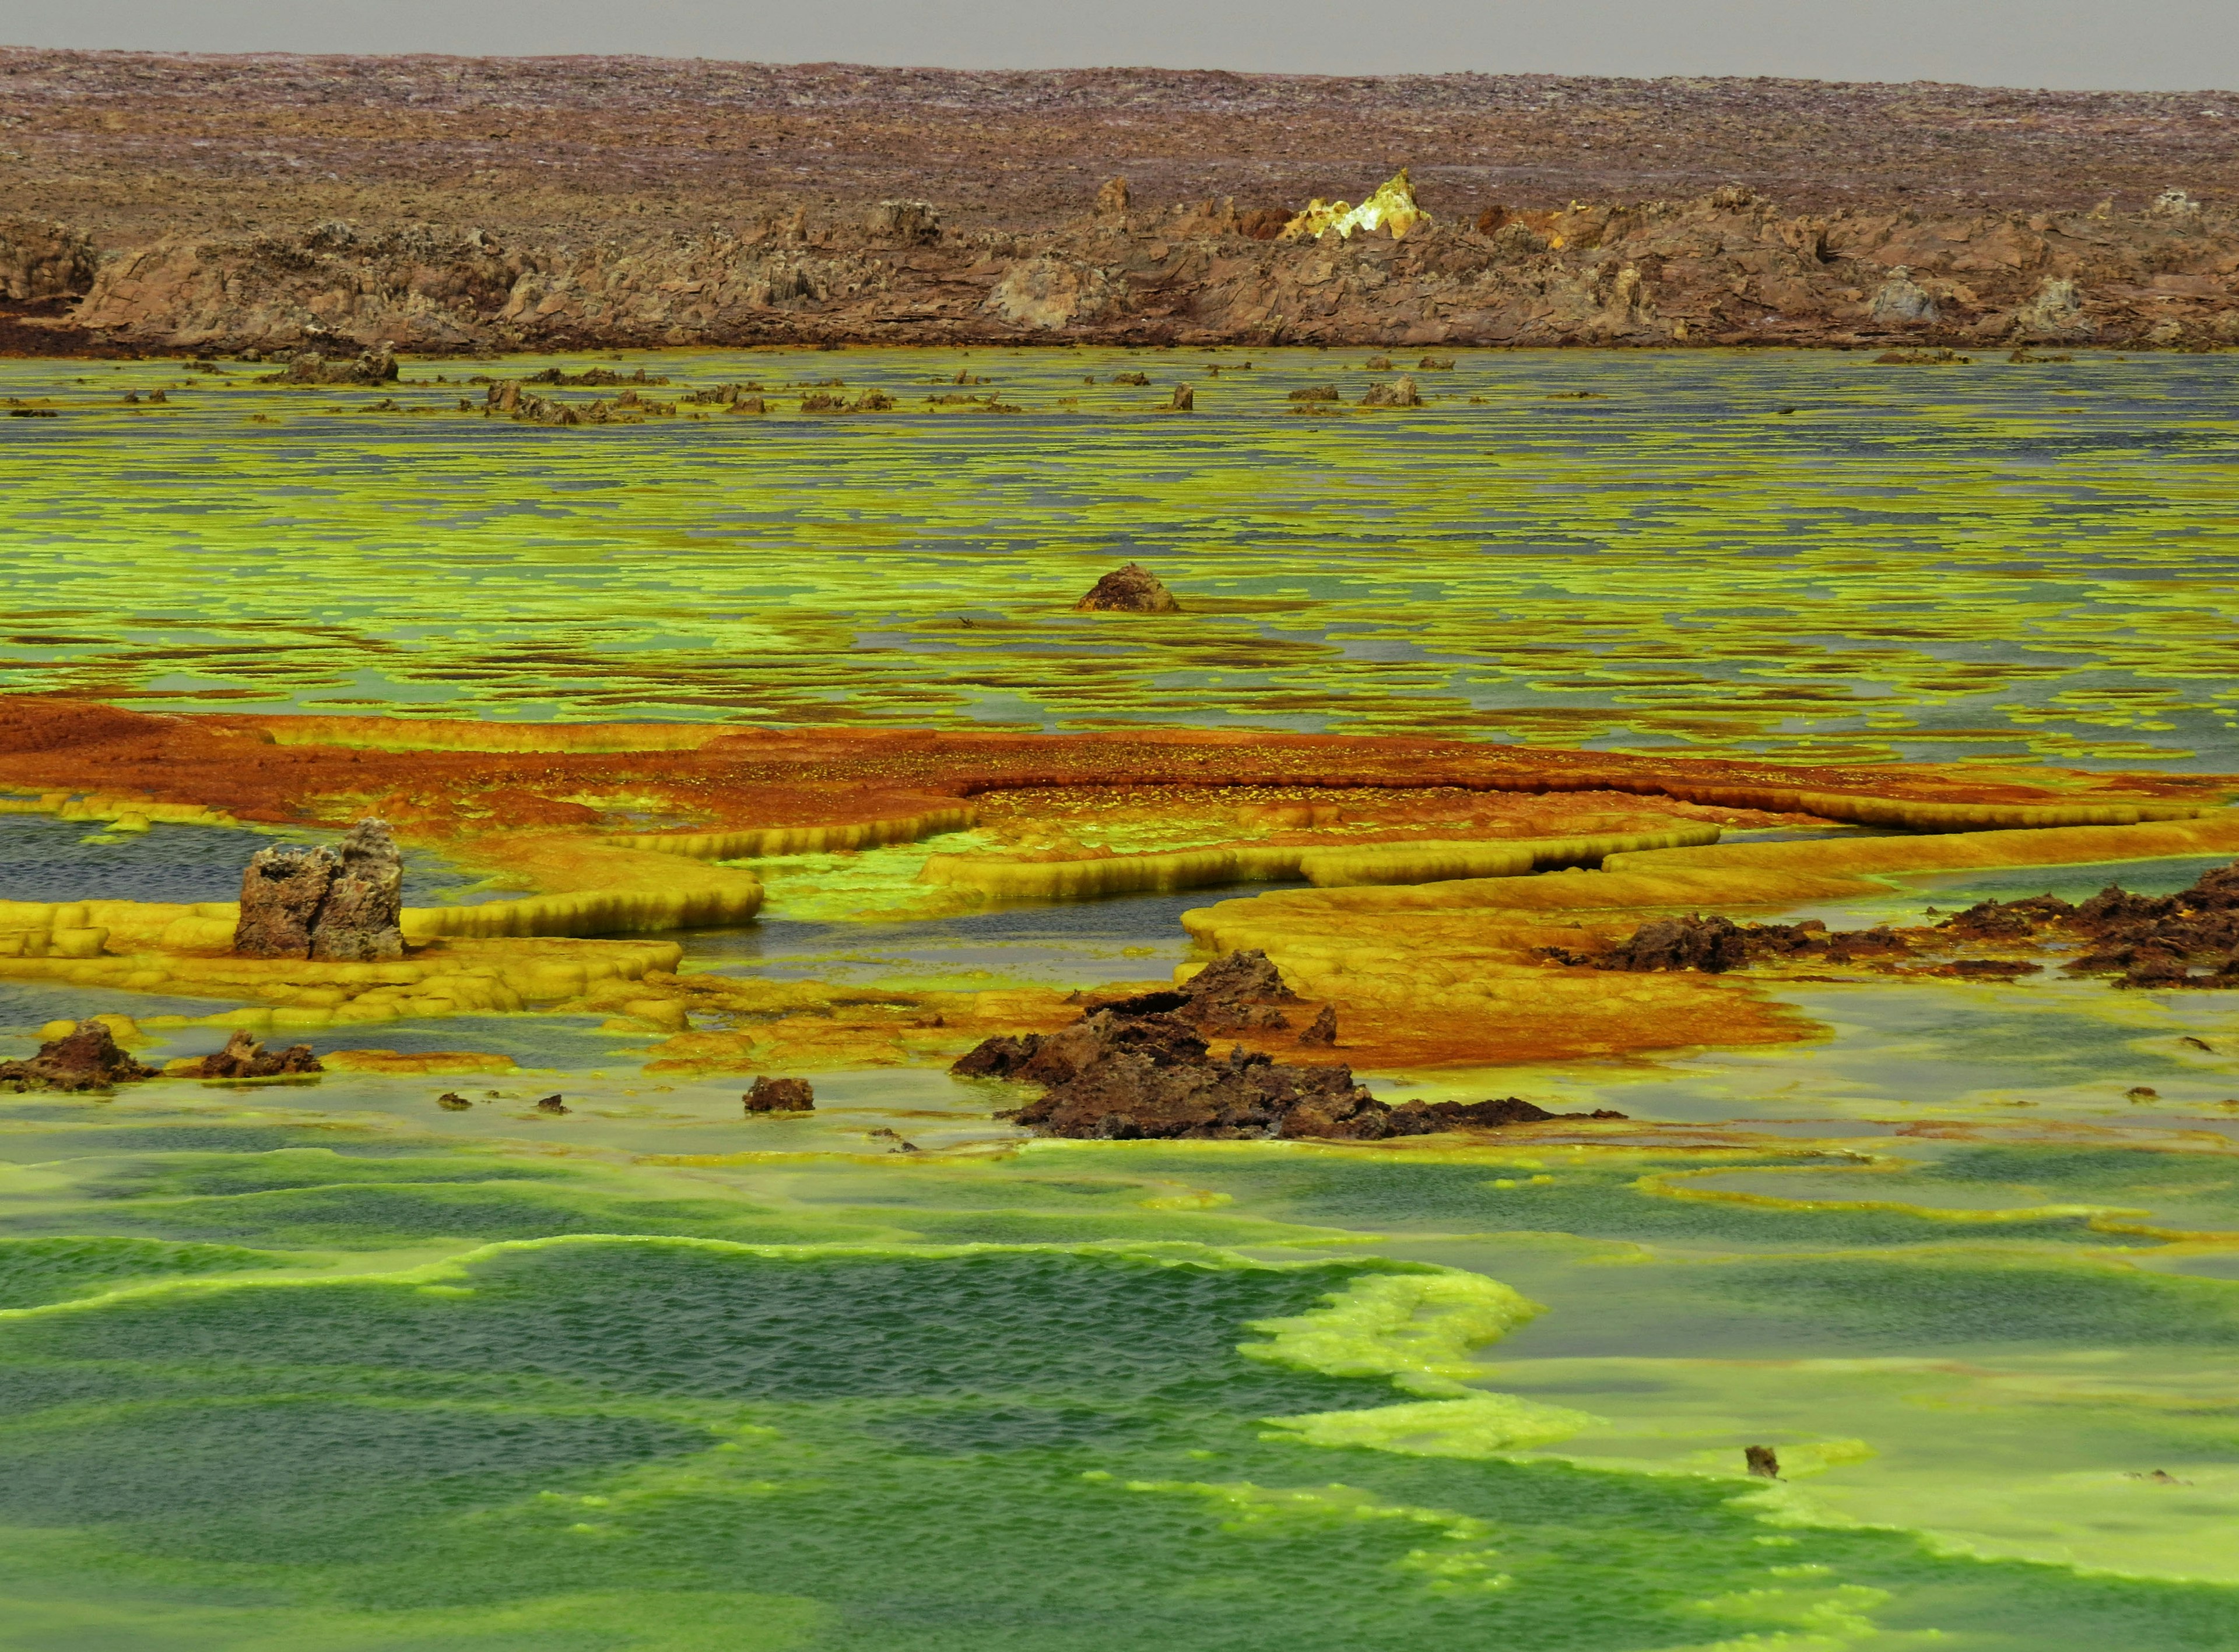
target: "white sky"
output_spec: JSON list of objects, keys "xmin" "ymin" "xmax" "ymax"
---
[{"xmin": 3, "ymin": 0, "xmax": 2236, "ymax": 91}]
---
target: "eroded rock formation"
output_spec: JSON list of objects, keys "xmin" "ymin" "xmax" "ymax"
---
[
  {"xmin": 0, "ymin": 1021, "xmax": 159, "ymax": 1092},
  {"xmin": 1075, "ymin": 563, "xmax": 1180, "ymax": 614},
  {"xmin": 197, "ymin": 1029, "xmax": 323, "ymax": 1079},
  {"xmin": 745, "ymin": 1075, "xmax": 816, "ymax": 1112},
  {"xmin": 955, "ymin": 950, "xmax": 1622, "ymax": 1140},
  {"xmin": 233, "ymin": 818, "xmax": 404, "ymax": 961}
]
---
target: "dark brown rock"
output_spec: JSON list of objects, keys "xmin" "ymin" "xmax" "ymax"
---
[
  {"xmin": 233, "ymin": 843, "xmax": 338, "ymax": 959},
  {"xmin": 1297, "ymin": 1004, "xmax": 1338, "ymax": 1047},
  {"xmin": 1075, "ymin": 563, "xmax": 1180, "ymax": 614},
  {"xmin": 1358, "ymin": 375, "xmax": 1422, "ymax": 408},
  {"xmin": 0, "ymin": 1021, "xmax": 159, "ymax": 1092},
  {"xmin": 1746, "ymin": 1445, "xmax": 1782, "ymax": 1479},
  {"xmin": 1600, "ymin": 914, "xmax": 1750, "ymax": 973},
  {"xmin": 197, "ymin": 1029, "xmax": 324, "ymax": 1079},
  {"xmin": 534, "ymin": 1093, "xmax": 570, "ymax": 1113},
  {"xmin": 310, "ymin": 818, "xmax": 405, "ymax": 962},
  {"xmin": 436, "ymin": 1091, "xmax": 473, "ymax": 1110},
  {"xmin": 262, "ymin": 347, "xmax": 398, "ymax": 385},
  {"xmin": 745, "ymin": 1075, "xmax": 816, "ymax": 1112}
]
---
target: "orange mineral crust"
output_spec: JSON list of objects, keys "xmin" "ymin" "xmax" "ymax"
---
[
  {"xmin": 0, "ymin": 698, "xmax": 2217, "ymax": 846},
  {"xmin": 3, "ymin": 696, "xmax": 2233, "ymax": 1073}
]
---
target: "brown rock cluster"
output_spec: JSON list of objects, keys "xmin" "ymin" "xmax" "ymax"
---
[
  {"xmin": 233, "ymin": 818, "xmax": 405, "ymax": 961},
  {"xmin": 745, "ymin": 1075, "xmax": 816, "ymax": 1112},
  {"xmin": 0, "ymin": 1021, "xmax": 158, "ymax": 1092},
  {"xmin": 196, "ymin": 1029, "xmax": 323, "ymax": 1079},
  {"xmin": 954, "ymin": 949, "xmax": 1622, "ymax": 1140},
  {"xmin": 1075, "ymin": 563, "xmax": 1180, "ymax": 614}
]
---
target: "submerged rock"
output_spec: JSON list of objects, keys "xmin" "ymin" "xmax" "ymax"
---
[
  {"xmin": 1075, "ymin": 563, "xmax": 1180, "ymax": 613},
  {"xmin": 0, "ymin": 1021, "xmax": 159, "ymax": 1092},
  {"xmin": 1358, "ymin": 375, "xmax": 1423, "ymax": 407},
  {"xmin": 198, "ymin": 1030, "xmax": 323, "ymax": 1079},
  {"xmin": 745, "ymin": 1075, "xmax": 816, "ymax": 1112}
]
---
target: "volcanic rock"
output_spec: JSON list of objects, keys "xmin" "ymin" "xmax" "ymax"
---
[
  {"xmin": 1868, "ymin": 266, "xmax": 1939, "ymax": 325},
  {"xmin": 1600, "ymin": 915, "xmax": 1750, "ymax": 973},
  {"xmin": 1297, "ymin": 1004, "xmax": 1338, "ymax": 1046},
  {"xmin": 310, "ymin": 820, "xmax": 406, "ymax": 961},
  {"xmin": 1359, "ymin": 375, "xmax": 1423, "ymax": 407},
  {"xmin": 0, "ymin": 217, "xmax": 96, "ymax": 302},
  {"xmin": 198, "ymin": 1029, "xmax": 324, "ymax": 1079},
  {"xmin": 745, "ymin": 1075, "xmax": 816, "ymax": 1112},
  {"xmin": 0, "ymin": 1021, "xmax": 159, "ymax": 1092},
  {"xmin": 233, "ymin": 818, "xmax": 404, "ymax": 960},
  {"xmin": 234, "ymin": 843, "xmax": 341, "ymax": 958},
  {"xmin": 1075, "ymin": 563, "xmax": 1180, "ymax": 613},
  {"xmin": 263, "ymin": 347, "xmax": 399, "ymax": 385},
  {"xmin": 955, "ymin": 950, "xmax": 1622, "ymax": 1141}
]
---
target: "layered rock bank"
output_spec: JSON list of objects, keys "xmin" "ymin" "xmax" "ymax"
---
[
  {"xmin": 10, "ymin": 183, "xmax": 2239, "ymax": 353},
  {"xmin": 5, "ymin": 50, "xmax": 2239, "ymax": 353}
]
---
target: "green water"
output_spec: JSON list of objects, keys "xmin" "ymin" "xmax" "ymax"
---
[
  {"xmin": 6, "ymin": 347, "xmax": 2239, "ymax": 765},
  {"xmin": 9, "ymin": 349, "xmax": 2239, "ymax": 1646}
]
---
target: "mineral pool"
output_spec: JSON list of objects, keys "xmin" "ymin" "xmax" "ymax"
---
[{"xmin": 3, "ymin": 347, "xmax": 2239, "ymax": 1650}]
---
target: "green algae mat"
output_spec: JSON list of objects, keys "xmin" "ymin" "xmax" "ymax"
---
[
  {"xmin": 5, "ymin": 346, "xmax": 2239, "ymax": 767},
  {"xmin": 2, "ymin": 1108, "xmax": 2239, "ymax": 1651}
]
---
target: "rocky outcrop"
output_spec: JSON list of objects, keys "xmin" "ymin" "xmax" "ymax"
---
[
  {"xmin": 1599, "ymin": 915, "xmax": 1752, "ymax": 973},
  {"xmin": 745, "ymin": 1075, "xmax": 815, "ymax": 1112},
  {"xmin": 21, "ymin": 180, "xmax": 2237, "ymax": 354},
  {"xmin": 1075, "ymin": 563, "xmax": 1180, "ymax": 614},
  {"xmin": 866, "ymin": 200, "xmax": 940, "ymax": 246},
  {"xmin": 1940, "ymin": 862, "xmax": 2239, "ymax": 988},
  {"xmin": 234, "ymin": 843, "xmax": 341, "ymax": 958},
  {"xmin": 0, "ymin": 1021, "xmax": 158, "ymax": 1092},
  {"xmin": 233, "ymin": 818, "xmax": 404, "ymax": 961},
  {"xmin": 197, "ymin": 1030, "xmax": 323, "ymax": 1079},
  {"xmin": 261, "ymin": 346, "xmax": 398, "ymax": 385},
  {"xmin": 311, "ymin": 819, "xmax": 406, "ymax": 961},
  {"xmin": 955, "ymin": 950, "xmax": 1622, "ymax": 1140},
  {"xmin": 0, "ymin": 219, "xmax": 96, "ymax": 302},
  {"xmin": 1867, "ymin": 266, "xmax": 1938, "ymax": 325},
  {"xmin": 1359, "ymin": 375, "xmax": 1423, "ymax": 407}
]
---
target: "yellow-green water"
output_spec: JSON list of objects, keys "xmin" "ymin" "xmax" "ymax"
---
[
  {"xmin": 6, "ymin": 346, "xmax": 2239, "ymax": 765},
  {"xmin": 8, "ymin": 349, "xmax": 2239, "ymax": 1647}
]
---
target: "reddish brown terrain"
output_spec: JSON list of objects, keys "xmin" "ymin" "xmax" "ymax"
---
[{"xmin": 4, "ymin": 48, "xmax": 2238, "ymax": 351}]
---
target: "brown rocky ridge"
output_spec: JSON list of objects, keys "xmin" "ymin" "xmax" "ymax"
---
[
  {"xmin": 1568, "ymin": 859, "xmax": 2239, "ymax": 989},
  {"xmin": 953, "ymin": 948, "xmax": 1624, "ymax": 1140},
  {"xmin": 5, "ymin": 50, "xmax": 2239, "ymax": 353}
]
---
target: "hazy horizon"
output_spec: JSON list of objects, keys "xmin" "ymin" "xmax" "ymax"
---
[{"xmin": 5, "ymin": 0, "xmax": 2237, "ymax": 94}]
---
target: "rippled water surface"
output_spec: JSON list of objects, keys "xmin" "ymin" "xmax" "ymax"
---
[{"xmin": 5, "ymin": 347, "xmax": 2238, "ymax": 765}]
